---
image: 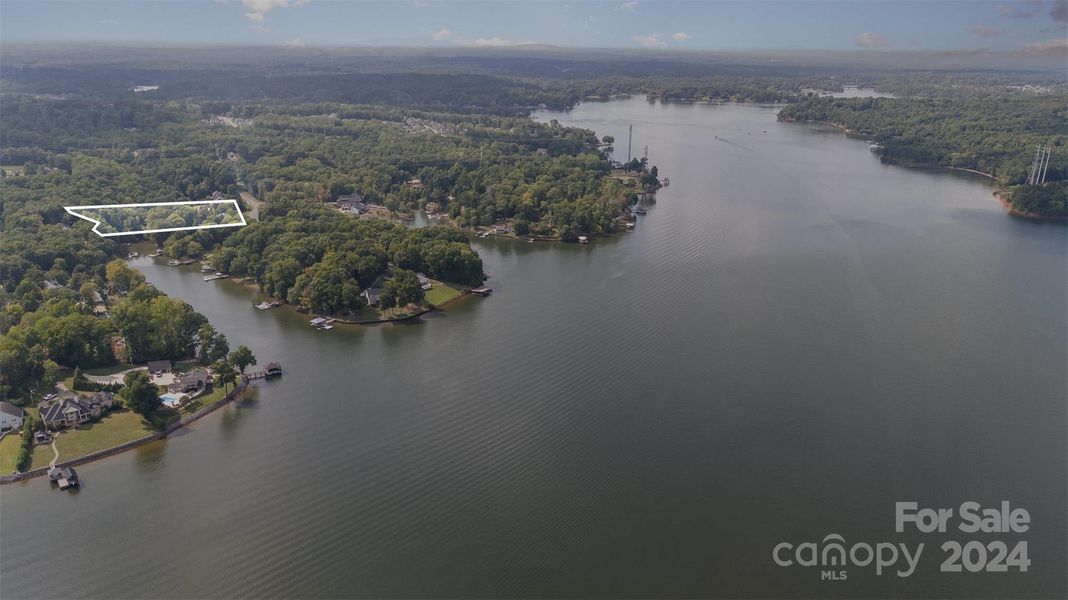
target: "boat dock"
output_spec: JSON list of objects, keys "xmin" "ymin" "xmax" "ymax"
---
[
  {"xmin": 243, "ymin": 362, "xmax": 283, "ymax": 381},
  {"xmin": 48, "ymin": 466, "xmax": 80, "ymax": 490},
  {"xmin": 469, "ymin": 287, "xmax": 492, "ymax": 297}
]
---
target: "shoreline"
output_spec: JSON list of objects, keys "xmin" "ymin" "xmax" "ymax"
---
[
  {"xmin": 0, "ymin": 380, "xmax": 251, "ymax": 486},
  {"xmin": 220, "ymin": 274, "xmax": 475, "ymax": 326},
  {"xmin": 791, "ymin": 118, "xmax": 1064, "ymax": 223}
]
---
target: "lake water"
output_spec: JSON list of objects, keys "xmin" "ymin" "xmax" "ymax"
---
[{"xmin": 2, "ymin": 98, "xmax": 1064, "ymax": 599}]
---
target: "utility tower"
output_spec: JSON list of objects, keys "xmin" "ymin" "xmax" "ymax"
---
[
  {"xmin": 1027, "ymin": 144, "xmax": 1052, "ymax": 185},
  {"xmin": 627, "ymin": 124, "xmax": 633, "ymax": 162}
]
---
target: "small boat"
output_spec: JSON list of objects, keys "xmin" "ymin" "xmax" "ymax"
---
[
  {"xmin": 167, "ymin": 259, "xmax": 180, "ymax": 267},
  {"xmin": 200, "ymin": 264, "xmax": 213, "ymax": 273},
  {"xmin": 128, "ymin": 251, "xmax": 139, "ymax": 259},
  {"xmin": 662, "ymin": 177, "xmax": 670, "ymax": 186},
  {"xmin": 310, "ymin": 317, "xmax": 334, "ymax": 330},
  {"xmin": 477, "ymin": 231, "xmax": 490, "ymax": 238},
  {"xmin": 634, "ymin": 207, "xmax": 647, "ymax": 215},
  {"xmin": 255, "ymin": 300, "xmax": 281, "ymax": 310},
  {"xmin": 578, "ymin": 236, "xmax": 590, "ymax": 245},
  {"xmin": 149, "ymin": 249, "xmax": 163, "ymax": 257},
  {"xmin": 203, "ymin": 272, "xmax": 229, "ymax": 282},
  {"xmin": 529, "ymin": 238, "xmax": 535, "ymax": 243}
]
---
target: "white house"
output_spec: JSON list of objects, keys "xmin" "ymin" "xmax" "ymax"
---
[{"xmin": 0, "ymin": 401, "xmax": 24, "ymax": 433}]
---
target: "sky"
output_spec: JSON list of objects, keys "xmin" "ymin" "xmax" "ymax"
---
[{"xmin": 1, "ymin": 0, "xmax": 1065, "ymax": 53}]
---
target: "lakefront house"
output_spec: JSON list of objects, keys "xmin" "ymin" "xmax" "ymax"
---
[
  {"xmin": 39, "ymin": 393, "xmax": 115, "ymax": 430},
  {"xmin": 0, "ymin": 401, "xmax": 24, "ymax": 433}
]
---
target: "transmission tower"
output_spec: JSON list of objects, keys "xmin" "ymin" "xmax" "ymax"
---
[
  {"xmin": 627, "ymin": 124, "xmax": 633, "ymax": 162},
  {"xmin": 1027, "ymin": 144, "xmax": 1053, "ymax": 185}
]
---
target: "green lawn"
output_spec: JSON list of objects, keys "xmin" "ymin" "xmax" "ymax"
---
[
  {"xmin": 178, "ymin": 385, "xmax": 230, "ymax": 416},
  {"xmin": 51, "ymin": 409, "xmax": 156, "ymax": 463},
  {"xmin": 424, "ymin": 281, "xmax": 463, "ymax": 306},
  {"xmin": 84, "ymin": 363, "xmax": 137, "ymax": 376},
  {"xmin": 0, "ymin": 431, "xmax": 53, "ymax": 473}
]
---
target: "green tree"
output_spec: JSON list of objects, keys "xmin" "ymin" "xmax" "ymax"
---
[
  {"xmin": 212, "ymin": 358, "xmax": 238, "ymax": 394},
  {"xmin": 229, "ymin": 345, "xmax": 257, "ymax": 374},
  {"xmin": 197, "ymin": 324, "xmax": 229, "ymax": 365},
  {"xmin": 105, "ymin": 259, "xmax": 145, "ymax": 294},
  {"xmin": 122, "ymin": 370, "xmax": 160, "ymax": 416},
  {"xmin": 380, "ymin": 269, "xmax": 425, "ymax": 309}
]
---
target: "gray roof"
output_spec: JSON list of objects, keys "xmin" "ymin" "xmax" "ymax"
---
[
  {"xmin": 0, "ymin": 401, "xmax": 23, "ymax": 418},
  {"xmin": 176, "ymin": 369, "xmax": 208, "ymax": 386},
  {"xmin": 147, "ymin": 360, "xmax": 172, "ymax": 372}
]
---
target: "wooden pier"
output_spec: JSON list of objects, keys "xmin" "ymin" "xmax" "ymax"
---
[{"xmin": 243, "ymin": 362, "xmax": 283, "ymax": 381}]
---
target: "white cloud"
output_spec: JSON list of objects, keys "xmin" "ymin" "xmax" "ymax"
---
[
  {"xmin": 242, "ymin": 0, "xmax": 309, "ymax": 24},
  {"xmin": 283, "ymin": 37, "xmax": 305, "ymax": 47},
  {"xmin": 413, "ymin": 0, "xmax": 430, "ymax": 7},
  {"xmin": 672, "ymin": 32, "xmax": 689, "ymax": 41},
  {"xmin": 98, "ymin": 19, "xmax": 120, "ymax": 25},
  {"xmin": 632, "ymin": 33, "xmax": 666, "ymax": 49},
  {"xmin": 854, "ymin": 32, "xmax": 888, "ymax": 49},
  {"xmin": 968, "ymin": 24, "xmax": 1003, "ymax": 38},
  {"xmin": 1017, "ymin": 37, "xmax": 1068, "ymax": 54},
  {"xmin": 473, "ymin": 37, "xmax": 523, "ymax": 47},
  {"xmin": 250, "ymin": 24, "xmax": 271, "ymax": 33},
  {"xmin": 620, "ymin": 2, "xmax": 638, "ymax": 13},
  {"xmin": 432, "ymin": 28, "xmax": 451, "ymax": 41}
]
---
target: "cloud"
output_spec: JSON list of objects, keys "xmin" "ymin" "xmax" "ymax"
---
[
  {"xmin": 1017, "ymin": 37, "xmax": 1068, "ymax": 54},
  {"xmin": 620, "ymin": 2, "xmax": 638, "ymax": 13},
  {"xmin": 854, "ymin": 32, "xmax": 888, "ymax": 48},
  {"xmin": 672, "ymin": 32, "xmax": 689, "ymax": 41},
  {"xmin": 242, "ymin": 0, "xmax": 308, "ymax": 24},
  {"xmin": 98, "ymin": 19, "xmax": 119, "ymax": 25},
  {"xmin": 632, "ymin": 33, "xmax": 666, "ymax": 49},
  {"xmin": 1052, "ymin": 2, "xmax": 1067, "ymax": 24},
  {"xmin": 413, "ymin": 0, "xmax": 429, "ymax": 7},
  {"xmin": 250, "ymin": 24, "xmax": 271, "ymax": 33},
  {"xmin": 472, "ymin": 37, "xmax": 526, "ymax": 47},
  {"xmin": 283, "ymin": 37, "xmax": 305, "ymax": 47},
  {"xmin": 432, "ymin": 28, "xmax": 451, "ymax": 41},
  {"xmin": 995, "ymin": 2, "xmax": 1039, "ymax": 18},
  {"xmin": 968, "ymin": 24, "xmax": 1004, "ymax": 37}
]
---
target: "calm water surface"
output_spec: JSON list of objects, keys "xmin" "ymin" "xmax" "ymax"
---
[{"xmin": 2, "ymin": 98, "xmax": 1064, "ymax": 599}]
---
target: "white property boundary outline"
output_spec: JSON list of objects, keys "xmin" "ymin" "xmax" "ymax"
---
[{"xmin": 64, "ymin": 199, "xmax": 247, "ymax": 238}]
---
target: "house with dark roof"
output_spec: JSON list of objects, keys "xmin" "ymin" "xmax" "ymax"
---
[
  {"xmin": 363, "ymin": 287, "xmax": 382, "ymax": 307},
  {"xmin": 168, "ymin": 369, "xmax": 210, "ymax": 394},
  {"xmin": 0, "ymin": 401, "xmax": 24, "ymax": 432},
  {"xmin": 39, "ymin": 393, "xmax": 115, "ymax": 430},
  {"xmin": 147, "ymin": 360, "xmax": 172, "ymax": 374},
  {"xmin": 333, "ymin": 193, "xmax": 367, "ymax": 214}
]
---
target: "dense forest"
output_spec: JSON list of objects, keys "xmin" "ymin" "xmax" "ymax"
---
[
  {"xmin": 2, "ymin": 47, "xmax": 1065, "ymax": 403},
  {"xmin": 210, "ymin": 199, "xmax": 483, "ymax": 315},
  {"xmin": 779, "ymin": 94, "xmax": 1067, "ymax": 217}
]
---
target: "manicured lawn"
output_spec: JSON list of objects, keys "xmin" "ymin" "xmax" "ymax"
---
[
  {"xmin": 178, "ymin": 385, "xmax": 230, "ymax": 416},
  {"xmin": 84, "ymin": 363, "xmax": 137, "ymax": 376},
  {"xmin": 424, "ymin": 281, "xmax": 463, "ymax": 306},
  {"xmin": 51, "ymin": 409, "xmax": 156, "ymax": 463},
  {"xmin": 0, "ymin": 432, "xmax": 53, "ymax": 473}
]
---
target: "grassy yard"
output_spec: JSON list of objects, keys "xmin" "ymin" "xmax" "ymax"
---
[
  {"xmin": 0, "ymin": 432, "xmax": 53, "ymax": 473},
  {"xmin": 424, "ymin": 281, "xmax": 463, "ymax": 306},
  {"xmin": 84, "ymin": 363, "xmax": 137, "ymax": 376},
  {"xmin": 178, "ymin": 385, "xmax": 229, "ymax": 416},
  {"xmin": 51, "ymin": 409, "xmax": 156, "ymax": 463}
]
